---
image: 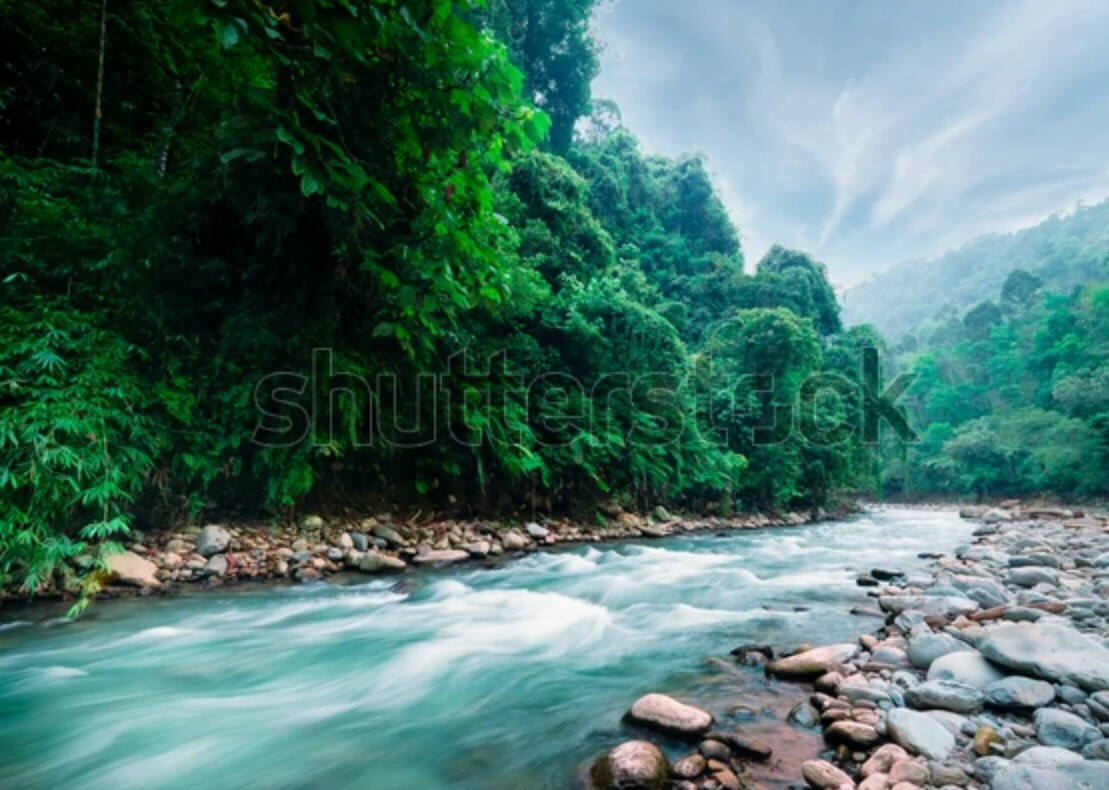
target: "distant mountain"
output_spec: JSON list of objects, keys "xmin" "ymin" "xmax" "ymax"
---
[{"xmin": 842, "ymin": 199, "xmax": 1109, "ymax": 339}]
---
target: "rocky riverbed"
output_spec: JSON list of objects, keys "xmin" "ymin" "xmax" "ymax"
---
[
  {"xmin": 588, "ymin": 504, "xmax": 1109, "ymax": 790},
  {"xmin": 12, "ymin": 507, "xmax": 825, "ymax": 602}
]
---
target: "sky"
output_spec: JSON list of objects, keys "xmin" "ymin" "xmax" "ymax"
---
[{"xmin": 591, "ymin": 0, "xmax": 1109, "ymax": 287}]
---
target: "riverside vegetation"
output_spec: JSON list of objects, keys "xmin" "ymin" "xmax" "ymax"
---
[{"xmin": 2, "ymin": 0, "xmax": 873, "ymax": 609}]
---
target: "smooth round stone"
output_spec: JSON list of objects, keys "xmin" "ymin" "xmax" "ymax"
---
[
  {"xmin": 1034, "ymin": 707, "xmax": 1100, "ymax": 749},
  {"xmin": 591, "ymin": 741, "xmax": 669, "ymax": 790},
  {"xmin": 907, "ymin": 631, "xmax": 972, "ymax": 670},
  {"xmin": 787, "ymin": 701, "xmax": 821, "ymax": 728},
  {"xmin": 905, "ymin": 679, "xmax": 984, "ymax": 713},
  {"xmin": 625, "ymin": 694, "xmax": 713, "ymax": 739},
  {"xmin": 801, "ymin": 759, "xmax": 854, "ymax": 789},
  {"xmin": 985, "ymin": 677, "xmax": 1056, "ymax": 709},
  {"xmin": 928, "ymin": 650, "xmax": 1006, "ymax": 690},
  {"xmin": 991, "ymin": 759, "xmax": 1109, "ymax": 790},
  {"xmin": 887, "ymin": 708, "xmax": 956, "ymax": 759}
]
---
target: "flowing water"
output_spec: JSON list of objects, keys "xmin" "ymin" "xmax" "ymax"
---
[{"xmin": 0, "ymin": 508, "xmax": 971, "ymax": 790}]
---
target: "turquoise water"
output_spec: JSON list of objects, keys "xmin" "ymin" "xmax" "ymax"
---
[{"xmin": 0, "ymin": 508, "xmax": 970, "ymax": 790}]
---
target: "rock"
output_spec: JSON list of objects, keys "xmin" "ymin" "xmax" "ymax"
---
[
  {"xmin": 591, "ymin": 740, "xmax": 669, "ymax": 790},
  {"xmin": 984, "ymin": 677, "xmax": 1056, "ymax": 709},
  {"xmin": 299, "ymin": 514, "xmax": 324, "ymax": 531},
  {"xmin": 927, "ymin": 761, "xmax": 969, "ymax": 786},
  {"xmin": 1034, "ymin": 707, "xmax": 1099, "ymax": 749},
  {"xmin": 801, "ymin": 759, "xmax": 855, "ymax": 789},
  {"xmin": 351, "ymin": 533, "xmax": 369, "ymax": 552},
  {"xmin": 104, "ymin": 551, "xmax": 161, "ymax": 588},
  {"xmin": 904, "ymin": 680, "xmax": 984, "ymax": 713},
  {"xmin": 372, "ymin": 524, "xmax": 406, "ymax": 547},
  {"xmin": 879, "ymin": 595, "xmax": 979, "ymax": 618},
  {"xmin": 671, "ymin": 753, "xmax": 705, "ymax": 780},
  {"xmin": 1081, "ymin": 738, "xmax": 1109, "ymax": 760},
  {"xmin": 294, "ymin": 566, "xmax": 321, "ymax": 582},
  {"xmin": 872, "ymin": 646, "xmax": 909, "ymax": 666},
  {"xmin": 412, "ymin": 549, "xmax": 470, "ymax": 566},
  {"xmin": 196, "ymin": 525, "xmax": 231, "ymax": 557},
  {"xmin": 1012, "ymin": 746, "xmax": 1084, "ymax": 765},
  {"xmin": 501, "ymin": 530, "xmax": 529, "ymax": 550},
  {"xmin": 886, "ymin": 708, "xmax": 956, "ymax": 759},
  {"xmin": 712, "ymin": 766, "xmax": 741, "ymax": 790},
  {"xmin": 857, "ymin": 775, "xmax": 887, "ymax": 790},
  {"xmin": 357, "ymin": 552, "xmax": 407, "ymax": 573},
  {"xmin": 982, "ymin": 508, "xmax": 1012, "ymax": 523},
  {"xmin": 326, "ymin": 547, "xmax": 343, "ymax": 562},
  {"xmin": 625, "ymin": 693, "xmax": 713, "ymax": 739},
  {"xmin": 463, "ymin": 540, "xmax": 491, "ymax": 558},
  {"xmin": 698, "ymin": 739, "xmax": 731, "ymax": 761},
  {"xmin": 927, "ymin": 650, "xmax": 1006, "ymax": 690},
  {"xmin": 826, "ymin": 720, "xmax": 882, "ymax": 748},
  {"xmin": 766, "ymin": 643, "xmax": 858, "ymax": 678},
  {"xmin": 861, "ymin": 744, "xmax": 910, "ymax": 777},
  {"xmin": 338, "ymin": 532, "xmax": 354, "ymax": 549},
  {"xmin": 978, "ymin": 623, "xmax": 1109, "ymax": 691},
  {"xmin": 907, "ymin": 631, "xmax": 972, "ymax": 670},
  {"xmin": 888, "ymin": 758, "xmax": 929, "ymax": 785},
  {"xmin": 991, "ymin": 760, "xmax": 1109, "ymax": 790},
  {"xmin": 204, "ymin": 554, "xmax": 228, "ymax": 577},
  {"xmin": 788, "ymin": 701, "xmax": 821, "ymax": 728},
  {"xmin": 1009, "ymin": 567, "xmax": 1060, "ymax": 588},
  {"xmin": 525, "ymin": 522, "xmax": 548, "ymax": 539},
  {"xmin": 719, "ymin": 733, "xmax": 772, "ymax": 761},
  {"xmin": 973, "ymin": 725, "xmax": 1002, "ymax": 756},
  {"xmin": 925, "ymin": 709, "xmax": 969, "ymax": 736}
]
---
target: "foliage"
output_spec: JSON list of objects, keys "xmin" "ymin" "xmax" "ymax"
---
[
  {"xmin": 845, "ymin": 199, "xmax": 1109, "ymax": 339},
  {"xmin": 883, "ymin": 277, "xmax": 1109, "ymax": 498},
  {"xmin": 0, "ymin": 0, "xmax": 873, "ymax": 601}
]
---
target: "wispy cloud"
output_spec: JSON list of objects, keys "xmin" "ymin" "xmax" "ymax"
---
[{"xmin": 592, "ymin": 0, "xmax": 1109, "ymax": 284}]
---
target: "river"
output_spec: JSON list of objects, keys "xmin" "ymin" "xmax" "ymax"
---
[{"xmin": 0, "ymin": 507, "xmax": 972, "ymax": 790}]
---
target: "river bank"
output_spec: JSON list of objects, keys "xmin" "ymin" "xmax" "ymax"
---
[
  {"xmin": 3, "ymin": 506, "xmax": 843, "ymax": 606},
  {"xmin": 0, "ymin": 508, "xmax": 966, "ymax": 790},
  {"xmin": 587, "ymin": 503, "xmax": 1109, "ymax": 789}
]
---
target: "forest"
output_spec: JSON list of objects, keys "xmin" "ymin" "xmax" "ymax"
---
[
  {"xmin": 0, "ymin": 1, "xmax": 874, "ymax": 598},
  {"xmin": 4, "ymin": 0, "xmax": 1109, "ymax": 603}
]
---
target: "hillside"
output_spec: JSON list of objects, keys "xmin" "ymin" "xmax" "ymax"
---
[{"xmin": 842, "ymin": 199, "xmax": 1109, "ymax": 339}]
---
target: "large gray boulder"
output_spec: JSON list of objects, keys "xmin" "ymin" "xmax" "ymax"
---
[
  {"xmin": 984, "ymin": 676, "xmax": 1056, "ymax": 709},
  {"xmin": 904, "ymin": 679, "xmax": 983, "ymax": 713},
  {"xmin": 927, "ymin": 650, "xmax": 1006, "ymax": 689},
  {"xmin": 886, "ymin": 707, "xmax": 956, "ymax": 759},
  {"xmin": 978, "ymin": 624, "xmax": 1109, "ymax": 691},
  {"xmin": 625, "ymin": 694, "xmax": 713, "ymax": 739},
  {"xmin": 1034, "ymin": 708, "xmax": 1100, "ymax": 750},
  {"xmin": 196, "ymin": 525, "xmax": 231, "ymax": 557},
  {"xmin": 991, "ymin": 759, "xmax": 1109, "ymax": 790},
  {"xmin": 907, "ymin": 631, "xmax": 973, "ymax": 670}
]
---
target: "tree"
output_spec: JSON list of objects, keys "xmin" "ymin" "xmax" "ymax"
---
[{"xmin": 1001, "ymin": 269, "xmax": 1043, "ymax": 308}]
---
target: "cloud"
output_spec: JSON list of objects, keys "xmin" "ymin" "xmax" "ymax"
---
[{"xmin": 592, "ymin": 0, "xmax": 1109, "ymax": 285}]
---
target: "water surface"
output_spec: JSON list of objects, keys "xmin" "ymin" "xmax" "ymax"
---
[{"xmin": 0, "ymin": 508, "xmax": 970, "ymax": 790}]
